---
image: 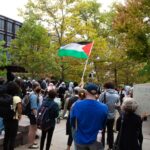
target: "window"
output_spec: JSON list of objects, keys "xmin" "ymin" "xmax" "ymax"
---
[
  {"xmin": 0, "ymin": 34, "xmax": 4, "ymax": 41},
  {"xmin": 15, "ymin": 25, "xmax": 20, "ymax": 34},
  {"xmin": 6, "ymin": 36, "xmax": 12, "ymax": 46},
  {"xmin": 7, "ymin": 22, "xmax": 13, "ymax": 33},
  {"xmin": 0, "ymin": 19, "xmax": 4, "ymax": 30},
  {"xmin": 6, "ymin": 51, "xmax": 11, "ymax": 60}
]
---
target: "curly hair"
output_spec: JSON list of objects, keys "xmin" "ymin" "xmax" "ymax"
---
[
  {"xmin": 7, "ymin": 81, "xmax": 20, "ymax": 96},
  {"xmin": 103, "ymin": 82, "xmax": 115, "ymax": 89},
  {"xmin": 48, "ymin": 89, "xmax": 57, "ymax": 99},
  {"xmin": 121, "ymin": 97, "xmax": 138, "ymax": 113}
]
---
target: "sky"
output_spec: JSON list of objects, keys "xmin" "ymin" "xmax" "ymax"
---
[{"xmin": 0, "ymin": 0, "xmax": 124, "ymax": 22}]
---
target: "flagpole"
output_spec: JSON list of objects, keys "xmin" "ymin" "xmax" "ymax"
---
[{"xmin": 80, "ymin": 41, "xmax": 94, "ymax": 86}]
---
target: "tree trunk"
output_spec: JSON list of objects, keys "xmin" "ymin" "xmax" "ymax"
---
[
  {"xmin": 114, "ymin": 66, "xmax": 118, "ymax": 87},
  {"xmin": 61, "ymin": 64, "xmax": 64, "ymax": 81}
]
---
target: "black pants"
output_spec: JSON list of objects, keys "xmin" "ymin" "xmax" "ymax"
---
[
  {"xmin": 3, "ymin": 119, "xmax": 18, "ymax": 150},
  {"xmin": 67, "ymin": 133, "xmax": 73, "ymax": 146},
  {"xmin": 66, "ymin": 114, "xmax": 73, "ymax": 146},
  {"xmin": 102, "ymin": 118, "xmax": 115, "ymax": 149},
  {"xmin": 40, "ymin": 126, "xmax": 55, "ymax": 150}
]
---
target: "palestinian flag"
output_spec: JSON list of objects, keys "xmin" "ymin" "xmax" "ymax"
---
[{"xmin": 58, "ymin": 42, "xmax": 94, "ymax": 59}]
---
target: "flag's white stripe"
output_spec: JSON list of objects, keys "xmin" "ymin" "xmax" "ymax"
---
[{"xmin": 60, "ymin": 43, "xmax": 84, "ymax": 52}]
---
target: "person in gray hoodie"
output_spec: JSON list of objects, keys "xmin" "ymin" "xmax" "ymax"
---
[{"xmin": 99, "ymin": 82, "xmax": 120, "ymax": 150}]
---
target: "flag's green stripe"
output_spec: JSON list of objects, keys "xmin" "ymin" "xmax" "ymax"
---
[{"xmin": 58, "ymin": 49, "xmax": 88, "ymax": 59}]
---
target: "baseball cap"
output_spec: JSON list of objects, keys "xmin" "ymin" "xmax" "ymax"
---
[{"xmin": 84, "ymin": 82, "xmax": 98, "ymax": 95}]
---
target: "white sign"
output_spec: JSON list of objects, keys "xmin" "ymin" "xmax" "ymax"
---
[{"xmin": 133, "ymin": 83, "xmax": 150, "ymax": 114}]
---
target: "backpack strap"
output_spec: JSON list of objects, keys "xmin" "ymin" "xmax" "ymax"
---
[
  {"xmin": 41, "ymin": 100, "xmax": 55, "ymax": 111},
  {"xmin": 102, "ymin": 92, "xmax": 107, "ymax": 104}
]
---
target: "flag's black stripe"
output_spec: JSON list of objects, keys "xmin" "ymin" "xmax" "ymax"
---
[{"xmin": 77, "ymin": 41, "xmax": 92, "ymax": 45}]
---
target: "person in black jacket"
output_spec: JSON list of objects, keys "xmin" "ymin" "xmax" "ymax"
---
[
  {"xmin": 3, "ymin": 81, "xmax": 22, "ymax": 150},
  {"xmin": 39, "ymin": 89, "xmax": 59, "ymax": 150},
  {"xmin": 65, "ymin": 87, "xmax": 80, "ymax": 150},
  {"xmin": 115, "ymin": 97, "xmax": 143, "ymax": 150}
]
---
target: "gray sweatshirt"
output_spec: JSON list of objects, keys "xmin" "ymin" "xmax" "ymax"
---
[{"xmin": 99, "ymin": 89, "xmax": 120, "ymax": 119}]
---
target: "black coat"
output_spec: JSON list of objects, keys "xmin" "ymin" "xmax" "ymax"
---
[
  {"xmin": 66, "ymin": 95, "xmax": 79, "ymax": 135},
  {"xmin": 116, "ymin": 113, "xmax": 143, "ymax": 150}
]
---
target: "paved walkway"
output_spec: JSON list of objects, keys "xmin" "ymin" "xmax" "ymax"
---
[
  {"xmin": 15, "ymin": 117, "xmax": 150, "ymax": 150},
  {"xmin": 16, "ymin": 119, "xmax": 73, "ymax": 150}
]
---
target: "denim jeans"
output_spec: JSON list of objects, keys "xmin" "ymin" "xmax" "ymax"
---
[{"xmin": 76, "ymin": 141, "xmax": 104, "ymax": 150}]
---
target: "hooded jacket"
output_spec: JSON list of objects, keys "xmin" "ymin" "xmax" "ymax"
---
[{"xmin": 99, "ymin": 89, "xmax": 120, "ymax": 119}]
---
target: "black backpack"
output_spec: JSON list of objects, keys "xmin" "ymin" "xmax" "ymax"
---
[
  {"xmin": 37, "ymin": 101, "xmax": 55, "ymax": 131},
  {"xmin": 0, "ymin": 85, "xmax": 15, "ymax": 120},
  {"xmin": 22, "ymin": 93, "xmax": 31, "ymax": 116}
]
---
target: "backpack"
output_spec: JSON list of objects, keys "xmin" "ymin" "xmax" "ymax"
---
[
  {"xmin": 22, "ymin": 93, "xmax": 31, "ymax": 115},
  {"xmin": 0, "ymin": 85, "xmax": 15, "ymax": 120},
  {"xmin": 37, "ymin": 101, "xmax": 55, "ymax": 131}
]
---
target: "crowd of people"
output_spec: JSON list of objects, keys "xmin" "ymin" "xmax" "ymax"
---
[{"xmin": 0, "ymin": 75, "xmax": 148, "ymax": 150}]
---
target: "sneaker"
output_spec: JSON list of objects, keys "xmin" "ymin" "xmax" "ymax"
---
[
  {"xmin": 33, "ymin": 142, "xmax": 38, "ymax": 145},
  {"xmin": 28, "ymin": 144, "xmax": 39, "ymax": 149}
]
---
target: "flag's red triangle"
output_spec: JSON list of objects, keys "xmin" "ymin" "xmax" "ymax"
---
[{"xmin": 82, "ymin": 43, "xmax": 93, "ymax": 56}]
